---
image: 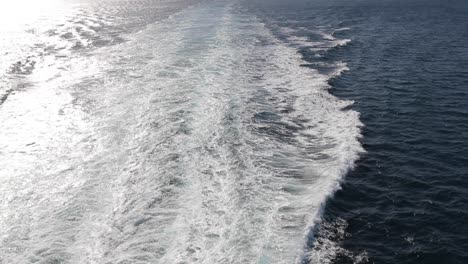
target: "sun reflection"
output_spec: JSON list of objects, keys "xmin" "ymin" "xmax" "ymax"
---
[{"xmin": 0, "ymin": 0, "xmax": 60, "ymax": 30}]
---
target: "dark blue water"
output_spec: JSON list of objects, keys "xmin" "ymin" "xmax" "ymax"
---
[{"xmin": 245, "ymin": 0, "xmax": 468, "ymax": 263}]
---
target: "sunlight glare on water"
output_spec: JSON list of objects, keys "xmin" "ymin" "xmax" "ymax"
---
[{"xmin": 0, "ymin": 0, "xmax": 61, "ymax": 30}]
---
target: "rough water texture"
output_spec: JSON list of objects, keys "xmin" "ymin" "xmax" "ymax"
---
[
  {"xmin": 2, "ymin": 0, "xmax": 467, "ymax": 263},
  {"xmin": 0, "ymin": 0, "xmax": 362, "ymax": 263}
]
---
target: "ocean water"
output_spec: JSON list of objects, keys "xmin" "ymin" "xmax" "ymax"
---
[
  {"xmin": 0, "ymin": 0, "xmax": 466, "ymax": 263},
  {"xmin": 306, "ymin": 1, "xmax": 468, "ymax": 263}
]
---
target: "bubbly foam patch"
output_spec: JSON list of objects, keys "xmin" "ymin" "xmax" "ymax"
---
[
  {"xmin": 0, "ymin": 1, "xmax": 363, "ymax": 263},
  {"xmin": 307, "ymin": 219, "xmax": 368, "ymax": 264}
]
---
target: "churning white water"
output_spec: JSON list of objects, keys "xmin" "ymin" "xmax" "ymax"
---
[{"xmin": 0, "ymin": 1, "xmax": 362, "ymax": 263}]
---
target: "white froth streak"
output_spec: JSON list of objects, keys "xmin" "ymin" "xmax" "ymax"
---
[{"xmin": 0, "ymin": 1, "xmax": 363, "ymax": 264}]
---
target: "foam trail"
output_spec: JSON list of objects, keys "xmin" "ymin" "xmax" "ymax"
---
[{"xmin": 0, "ymin": 1, "xmax": 362, "ymax": 263}]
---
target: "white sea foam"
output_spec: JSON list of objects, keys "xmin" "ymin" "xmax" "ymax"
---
[
  {"xmin": 286, "ymin": 34, "xmax": 352, "ymax": 51},
  {"xmin": 307, "ymin": 218, "xmax": 368, "ymax": 264},
  {"xmin": 0, "ymin": 1, "xmax": 363, "ymax": 263}
]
